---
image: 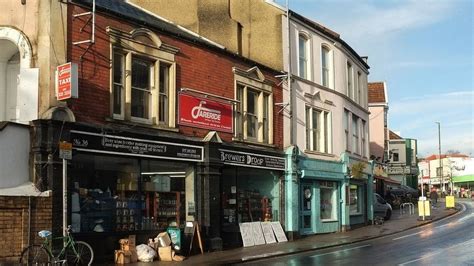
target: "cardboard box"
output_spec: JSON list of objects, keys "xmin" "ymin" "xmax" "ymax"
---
[
  {"xmin": 158, "ymin": 246, "xmax": 173, "ymax": 261},
  {"xmin": 128, "ymin": 235, "xmax": 136, "ymax": 247},
  {"xmin": 173, "ymin": 255, "xmax": 186, "ymax": 261},
  {"xmin": 115, "ymin": 250, "xmax": 131, "ymax": 264},
  {"xmin": 155, "ymin": 232, "xmax": 172, "ymax": 247}
]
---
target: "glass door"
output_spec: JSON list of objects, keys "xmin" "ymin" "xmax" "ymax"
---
[{"xmin": 300, "ymin": 182, "xmax": 315, "ymax": 234}]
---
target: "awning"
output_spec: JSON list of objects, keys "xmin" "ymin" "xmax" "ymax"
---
[
  {"xmin": 452, "ymin": 175, "xmax": 474, "ymax": 183},
  {"xmin": 374, "ymin": 175, "xmax": 401, "ymax": 185},
  {"xmin": 0, "ymin": 182, "xmax": 50, "ymax": 197}
]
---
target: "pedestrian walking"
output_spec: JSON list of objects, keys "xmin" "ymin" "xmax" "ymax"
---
[{"xmin": 430, "ymin": 188, "xmax": 438, "ymax": 207}]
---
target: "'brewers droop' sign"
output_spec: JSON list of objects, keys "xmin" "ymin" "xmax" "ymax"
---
[{"xmin": 178, "ymin": 93, "xmax": 233, "ymax": 133}]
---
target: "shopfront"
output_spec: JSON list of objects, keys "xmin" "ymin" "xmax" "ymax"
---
[
  {"xmin": 296, "ymin": 157, "xmax": 345, "ymax": 235},
  {"xmin": 218, "ymin": 148, "xmax": 285, "ymax": 248},
  {"xmin": 69, "ymin": 129, "xmax": 203, "ymax": 259}
]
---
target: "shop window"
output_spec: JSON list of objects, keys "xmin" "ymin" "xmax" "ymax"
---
[
  {"xmin": 320, "ymin": 181, "xmax": 337, "ymax": 221},
  {"xmin": 109, "ymin": 27, "xmax": 177, "ymax": 127},
  {"xmin": 69, "ymin": 154, "xmax": 189, "ymax": 233},
  {"xmin": 349, "ymin": 185, "xmax": 362, "ymax": 215},
  {"xmin": 233, "ymin": 67, "xmax": 273, "ymax": 144},
  {"xmin": 221, "ymin": 168, "xmax": 280, "ymax": 226}
]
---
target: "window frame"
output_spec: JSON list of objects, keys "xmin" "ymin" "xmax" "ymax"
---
[
  {"xmin": 305, "ymin": 105, "xmax": 331, "ymax": 153},
  {"xmin": 108, "ymin": 27, "xmax": 178, "ymax": 128},
  {"xmin": 347, "ymin": 61, "xmax": 353, "ymax": 99},
  {"xmin": 233, "ymin": 68, "xmax": 274, "ymax": 145},
  {"xmin": 344, "ymin": 110, "xmax": 350, "ymax": 151},
  {"xmin": 298, "ymin": 33, "xmax": 310, "ymax": 80},
  {"xmin": 361, "ymin": 120, "xmax": 367, "ymax": 158},
  {"xmin": 352, "ymin": 114, "xmax": 359, "ymax": 154},
  {"xmin": 321, "ymin": 45, "xmax": 332, "ymax": 89}
]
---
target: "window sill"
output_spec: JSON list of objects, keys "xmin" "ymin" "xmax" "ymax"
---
[
  {"xmin": 304, "ymin": 150, "xmax": 336, "ymax": 157},
  {"xmin": 350, "ymin": 213, "xmax": 363, "ymax": 216},
  {"xmin": 321, "ymin": 219, "xmax": 338, "ymax": 223},
  {"xmin": 105, "ymin": 117, "xmax": 179, "ymax": 132}
]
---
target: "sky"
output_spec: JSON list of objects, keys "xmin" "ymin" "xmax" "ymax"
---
[{"xmin": 277, "ymin": 0, "xmax": 473, "ymax": 158}]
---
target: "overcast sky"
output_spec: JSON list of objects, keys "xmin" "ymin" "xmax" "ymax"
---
[{"xmin": 277, "ymin": 0, "xmax": 473, "ymax": 157}]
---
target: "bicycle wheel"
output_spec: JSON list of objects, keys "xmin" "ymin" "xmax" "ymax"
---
[
  {"xmin": 19, "ymin": 245, "xmax": 51, "ymax": 265},
  {"xmin": 65, "ymin": 241, "xmax": 94, "ymax": 265}
]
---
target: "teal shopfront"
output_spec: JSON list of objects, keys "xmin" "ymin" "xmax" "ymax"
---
[{"xmin": 286, "ymin": 154, "xmax": 345, "ymax": 236}]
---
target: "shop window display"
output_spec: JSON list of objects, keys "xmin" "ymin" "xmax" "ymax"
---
[
  {"xmin": 349, "ymin": 184, "xmax": 362, "ymax": 215},
  {"xmin": 221, "ymin": 168, "xmax": 281, "ymax": 226},
  {"xmin": 320, "ymin": 181, "xmax": 336, "ymax": 220},
  {"xmin": 70, "ymin": 154, "xmax": 188, "ymax": 233}
]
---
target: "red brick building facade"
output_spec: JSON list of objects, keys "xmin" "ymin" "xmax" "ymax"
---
[{"xmin": 29, "ymin": 1, "xmax": 285, "ymax": 261}]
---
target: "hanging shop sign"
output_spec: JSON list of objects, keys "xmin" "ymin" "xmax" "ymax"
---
[
  {"xmin": 219, "ymin": 149, "xmax": 285, "ymax": 170},
  {"xmin": 178, "ymin": 93, "xmax": 233, "ymax": 133},
  {"xmin": 56, "ymin": 62, "xmax": 78, "ymax": 101},
  {"xmin": 71, "ymin": 130, "xmax": 203, "ymax": 162}
]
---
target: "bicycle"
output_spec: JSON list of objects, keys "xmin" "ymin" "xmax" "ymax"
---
[{"xmin": 19, "ymin": 225, "xmax": 94, "ymax": 265}]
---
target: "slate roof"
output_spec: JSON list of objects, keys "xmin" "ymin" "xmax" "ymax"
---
[
  {"xmin": 368, "ymin": 82, "xmax": 386, "ymax": 104},
  {"xmin": 73, "ymin": 0, "xmax": 225, "ymax": 51},
  {"xmin": 289, "ymin": 10, "xmax": 370, "ymax": 70},
  {"xmin": 389, "ymin": 130, "xmax": 402, "ymax": 140}
]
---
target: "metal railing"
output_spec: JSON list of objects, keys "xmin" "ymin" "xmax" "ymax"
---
[{"xmin": 400, "ymin": 202, "xmax": 415, "ymax": 215}]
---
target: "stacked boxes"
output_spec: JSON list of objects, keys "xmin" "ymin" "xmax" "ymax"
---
[{"xmin": 115, "ymin": 235, "xmax": 138, "ymax": 264}]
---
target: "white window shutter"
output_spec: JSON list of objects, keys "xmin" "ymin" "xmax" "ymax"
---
[{"xmin": 17, "ymin": 68, "xmax": 39, "ymax": 124}]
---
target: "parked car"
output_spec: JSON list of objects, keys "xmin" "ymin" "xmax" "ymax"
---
[{"xmin": 374, "ymin": 193, "xmax": 392, "ymax": 220}]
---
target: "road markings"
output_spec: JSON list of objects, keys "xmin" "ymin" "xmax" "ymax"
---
[
  {"xmin": 310, "ymin": 244, "xmax": 371, "ymax": 258},
  {"xmin": 398, "ymin": 239, "xmax": 474, "ymax": 265}
]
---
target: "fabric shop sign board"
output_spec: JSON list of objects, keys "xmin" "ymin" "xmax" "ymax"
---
[
  {"xmin": 178, "ymin": 93, "xmax": 233, "ymax": 133},
  {"xmin": 71, "ymin": 130, "xmax": 203, "ymax": 162},
  {"xmin": 56, "ymin": 62, "xmax": 78, "ymax": 101}
]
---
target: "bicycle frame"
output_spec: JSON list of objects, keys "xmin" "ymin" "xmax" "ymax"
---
[{"xmin": 41, "ymin": 233, "xmax": 78, "ymax": 261}]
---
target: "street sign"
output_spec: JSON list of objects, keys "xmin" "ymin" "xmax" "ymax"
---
[
  {"xmin": 59, "ymin": 141, "xmax": 72, "ymax": 160},
  {"xmin": 56, "ymin": 62, "xmax": 78, "ymax": 101}
]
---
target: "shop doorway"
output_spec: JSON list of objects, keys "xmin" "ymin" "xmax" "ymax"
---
[{"xmin": 300, "ymin": 181, "xmax": 316, "ymax": 235}]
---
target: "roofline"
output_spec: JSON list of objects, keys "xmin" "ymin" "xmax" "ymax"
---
[
  {"xmin": 289, "ymin": 10, "xmax": 370, "ymax": 70},
  {"xmin": 72, "ymin": 0, "xmax": 283, "ymax": 76}
]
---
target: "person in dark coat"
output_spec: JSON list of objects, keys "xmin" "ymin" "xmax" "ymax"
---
[{"xmin": 430, "ymin": 188, "xmax": 438, "ymax": 207}]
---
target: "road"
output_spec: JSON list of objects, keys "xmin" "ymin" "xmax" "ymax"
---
[{"xmin": 240, "ymin": 199, "xmax": 474, "ymax": 266}]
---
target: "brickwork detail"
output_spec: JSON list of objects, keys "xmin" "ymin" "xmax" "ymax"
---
[{"xmin": 0, "ymin": 196, "xmax": 52, "ymax": 263}]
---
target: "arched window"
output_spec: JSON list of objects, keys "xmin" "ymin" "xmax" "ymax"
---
[
  {"xmin": 298, "ymin": 34, "xmax": 310, "ymax": 79},
  {"xmin": 0, "ymin": 27, "xmax": 37, "ymax": 124},
  {"xmin": 321, "ymin": 45, "xmax": 332, "ymax": 89}
]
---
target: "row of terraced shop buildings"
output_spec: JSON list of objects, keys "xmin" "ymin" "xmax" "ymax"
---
[{"xmin": 0, "ymin": 0, "xmax": 418, "ymax": 262}]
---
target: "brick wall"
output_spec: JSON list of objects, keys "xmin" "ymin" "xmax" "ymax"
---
[
  {"xmin": 68, "ymin": 5, "xmax": 283, "ymax": 148},
  {"xmin": 0, "ymin": 196, "xmax": 52, "ymax": 263}
]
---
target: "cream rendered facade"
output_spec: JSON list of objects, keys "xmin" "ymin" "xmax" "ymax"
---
[
  {"xmin": 0, "ymin": 0, "xmax": 67, "ymax": 190},
  {"xmin": 128, "ymin": 0, "xmax": 285, "ymax": 71},
  {"xmin": 283, "ymin": 11, "xmax": 370, "ymax": 235}
]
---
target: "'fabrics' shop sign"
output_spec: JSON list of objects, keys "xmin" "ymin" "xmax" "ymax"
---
[
  {"xmin": 178, "ymin": 93, "xmax": 233, "ymax": 133},
  {"xmin": 71, "ymin": 130, "xmax": 203, "ymax": 162},
  {"xmin": 219, "ymin": 149, "xmax": 285, "ymax": 170}
]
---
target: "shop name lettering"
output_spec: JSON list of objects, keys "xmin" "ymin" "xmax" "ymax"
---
[
  {"xmin": 191, "ymin": 101, "xmax": 221, "ymax": 121},
  {"xmin": 221, "ymin": 152, "xmax": 264, "ymax": 166},
  {"xmin": 102, "ymin": 138, "xmax": 166, "ymax": 154}
]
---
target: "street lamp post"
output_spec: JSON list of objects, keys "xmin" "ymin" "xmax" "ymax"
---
[{"xmin": 435, "ymin": 122, "xmax": 443, "ymax": 194}]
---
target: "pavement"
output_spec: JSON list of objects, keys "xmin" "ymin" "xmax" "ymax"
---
[{"xmin": 116, "ymin": 198, "xmax": 461, "ymax": 266}]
